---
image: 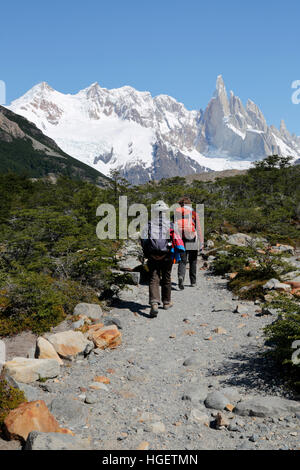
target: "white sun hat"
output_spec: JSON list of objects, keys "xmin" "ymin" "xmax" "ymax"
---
[{"xmin": 152, "ymin": 200, "xmax": 169, "ymax": 212}]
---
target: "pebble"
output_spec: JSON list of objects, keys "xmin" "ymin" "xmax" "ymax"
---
[
  {"xmin": 204, "ymin": 391, "xmax": 229, "ymax": 410},
  {"xmin": 85, "ymin": 392, "xmax": 101, "ymax": 404}
]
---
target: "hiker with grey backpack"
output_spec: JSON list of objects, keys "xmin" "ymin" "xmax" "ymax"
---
[{"xmin": 141, "ymin": 201, "xmax": 185, "ymax": 318}]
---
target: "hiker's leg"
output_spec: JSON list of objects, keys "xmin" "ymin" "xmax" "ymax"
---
[
  {"xmin": 189, "ymin": 250, "xmax": 198, "ymax": 285},
  {"xmin": 148, "ymin": 259, "xmax": 160, "ymax": 304},
  {"xmin": 178, "ymin": 250, "xmax": 187, "ymax": 283},
  {"xmin": 161, "ymin": 259, "xmax": 173, "ymax": 304}
]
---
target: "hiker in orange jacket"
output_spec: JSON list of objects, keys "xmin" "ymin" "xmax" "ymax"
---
[{"xmin": 174, "ymin": 197, "xmax": 204, "ymax": 289}]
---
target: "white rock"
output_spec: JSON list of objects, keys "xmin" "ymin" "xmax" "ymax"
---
[
  {"xmin": 263, "ymin": 279, "xmax": 291, "ymax": 291},
  {"xmin": 47, "ymin": 330, "xmax": 90, "ymax": 360},
  {"xmin": 227, "ymin": 233, "xmax": 252, "ymax": 246},
  {"xmin": 36, "ymin": 337, "xmax": 63, "ymax": 365},
  {"xmin": 3, "ymin": 357, "xmax": 60, "ymax": 384},
  {"xmin": 73, "ymin": 303, "xmax": 102, "ymax": 321}
]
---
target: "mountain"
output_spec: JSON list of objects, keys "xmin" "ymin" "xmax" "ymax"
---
[
  {"xmin": 7, "ymin": 77, "xmax": 300, "ymax": 184},
  {"xmin": 0, "ymin": 105, "xmax": 108, "ymax": 185}
]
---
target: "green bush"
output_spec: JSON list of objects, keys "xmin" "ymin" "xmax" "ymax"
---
[
  {"xmin": 0, "ymin": 271, "xmax": 101, "ymax": 335},
  {"xmin": 264, "ymin": 295, "xmax": 300, "ymax": 391},
  {"xmin": 211, "ymin": 246, "xmax": 255, "ymax": 275},
  {"xmin": 0, "ymin": 377, "xmax": 26, "ymax": 428}
]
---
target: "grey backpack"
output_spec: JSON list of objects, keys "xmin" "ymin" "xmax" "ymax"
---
[{"xmin": 141, "ymin": 217, "xmax": 172, "ymax": 258}]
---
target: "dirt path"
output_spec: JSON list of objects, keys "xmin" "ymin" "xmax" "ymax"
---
[{"xmin": 2, "ymin": 259, "xmax": 300, "ymax": 450}]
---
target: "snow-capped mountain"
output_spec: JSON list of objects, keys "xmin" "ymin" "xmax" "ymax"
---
[{"xmin": 8, "ymin": 76, "xmax": 300, "ymax": 183}]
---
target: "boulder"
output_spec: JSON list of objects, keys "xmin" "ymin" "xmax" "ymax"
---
[
  {"xmin": 281, "ymin": 271, "xmax": 300, "ymax": 282},
  {"xmin": 227, "ymin": 233, "xmax": 252, "ymax": 247},
  {"xmin": 35, "ymin": 337, "xmax": 63, "ymax": 365},
  {"xmin": 3, "ymin": 357, "xmax": 60, "ymax": 384},
  {"xmin": 73, "ymin": 303, "xmax": 102, "ymax": 321},
  {"xmin": 126, "ymin": 272, "xmax": 140, "ymax": 285},
  {"xmin": 263, "ymin": 278, "xmax": 291, "ymax": 292},
  {"xmin": 273, "ymin": 244, "xmax": 295, "ymax": 255},
  {"xmin": 15, "ymin": 383, "xmax": 40, "ymax": 402},
  {"xmin": 118, "ymin": 256, "xmax": 141, "ymax": 271},
  {"xmin": 291, "ymin": 288, "xmax": 300, "ymax": 298},
  {"xmin": 47, "ymin": 330, "xmax": 90, "ymax": 359},
  {"xmin": 234, "ymin": 396, "xmax": 300, "ymax": 417},
  {"xmin": 286, "ymin": 281, "xmax": 300, "ymax": 290},
  {"xmin": 3, "ymin": 401, "xmax": 73, "ymax": 442},
  {"xmin": 49, "ymin": 397, "xmax": 88, "ymax": 427},
  {"xmin": 25, "ymin": 431, "xmax": 92, "ymax": 450},
  {"xmin": 87, "ymin": 324, "xmax": 122, "ymax": 350},
  {"xmin": 204, "ymin": 391, "xmax": 229, "ymax": 410}
]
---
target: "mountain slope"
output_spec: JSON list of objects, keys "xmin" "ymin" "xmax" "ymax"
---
[
  {"xmin": 0, "ymin": 105, "xmax": 109, "ymax": 185},
  {"xmin": 7, "ymin": 77, "xmax": 300, "ymax": 184}
]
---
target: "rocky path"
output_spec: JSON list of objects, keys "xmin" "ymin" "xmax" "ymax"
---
[{"xmin": 4, "ymin": 257, "xmax": 299, "ymax": 451}]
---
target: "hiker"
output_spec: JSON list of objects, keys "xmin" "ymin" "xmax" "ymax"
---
[
  {"xmin": 175, "ymin": 197, "xmax": 204, "ymax": 289},
  {"xmin": 141, "ymin": 200, "xmax": 185, "ymax": 318}
]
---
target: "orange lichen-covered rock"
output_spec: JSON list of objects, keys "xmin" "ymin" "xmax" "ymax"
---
[
  {"xmin": 286, "ymin": 281, "xmax": 300, "ymax": 290},
  {"xmin": 93, "ymin": 376, "xmax": 110, "ymax": 384},
  {"xmin": 229, "ymin": 272, "xmax": 238, "ymax": 280},
  {"xmin": 291, "ymin": 287, "xmax": 300, "ymax": 298},
  {"xmin": 88, "ymin": 324, "xmax": 121, "ymax": 349},
  {"xmin": 3, "ymin": 400, "xmax": 73, "ymax": 442}
]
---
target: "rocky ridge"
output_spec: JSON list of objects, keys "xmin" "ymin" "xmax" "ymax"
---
[{"xmin": 7, "ymin": 77, "xmax": 300, "ymax": 184}]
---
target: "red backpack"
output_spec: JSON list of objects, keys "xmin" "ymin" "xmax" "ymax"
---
[{"xmin": 175, "ymin": 207, "xmax": 196, "ymax": 240}]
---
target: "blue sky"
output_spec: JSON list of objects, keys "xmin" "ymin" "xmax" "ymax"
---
[{"xmin": 1, "ymin": 0, "xmax": 300, "ymax": 134}]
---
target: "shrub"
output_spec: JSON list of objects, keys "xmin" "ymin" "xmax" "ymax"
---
[
  {"xmin": 264, "ymin": 295, "xmax": 300, "ymax": 391},
  {"xmin": 211, "ymin": 246, "xmax": 256, "ymax": 275},
  {"xmin": 0, "ymin": 377, "xmax": 26, "ymax": 429},
  {"xmin": 0, "ymin": 271, "xmax": 101, "ymax": 335}
]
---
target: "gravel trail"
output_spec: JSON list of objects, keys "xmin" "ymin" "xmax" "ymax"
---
[{"xmin": 28, "ymin": 260, "xmax": 299, "ymax": 450}]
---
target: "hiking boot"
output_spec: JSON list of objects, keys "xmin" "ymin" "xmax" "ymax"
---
[
  {"xmin": 178, "ymin": 277, "xmax": 184, "ymax": 290},
  {"xmin": 149, "ymin": 303, "xmax": 159, "ymax": 318},
  {"xmin": 163, "ymin": 302, "xmax": 174, "ymax": 310}
]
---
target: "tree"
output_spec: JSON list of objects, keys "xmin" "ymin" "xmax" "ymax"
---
[
  {"xmin": 108, "ymin": 169, "xmax": 130, "ymax": 204},
  {"xmin": 252, "ymin": 155, "xmax": 293, "ymax": 170}
]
